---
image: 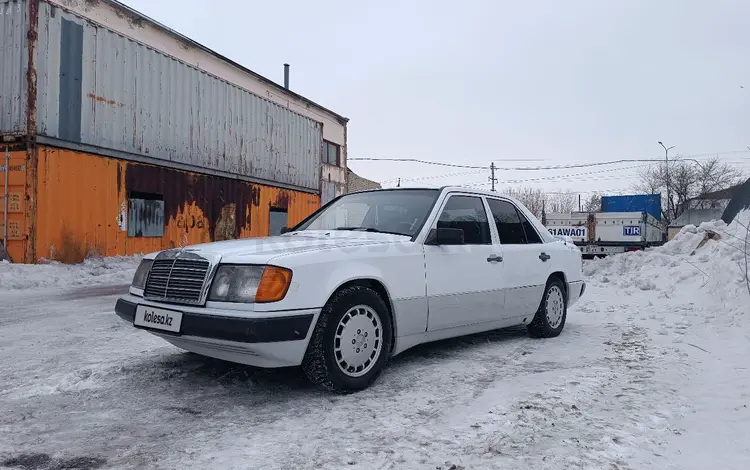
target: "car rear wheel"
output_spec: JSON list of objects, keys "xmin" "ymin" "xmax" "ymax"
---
[
  {"xmin": 527, "ymin": 277, "xmax": 567, "ymax": 338},
  {"xmin": 302, "ymin": 285, "xmax": 393, "ymax": 393}
]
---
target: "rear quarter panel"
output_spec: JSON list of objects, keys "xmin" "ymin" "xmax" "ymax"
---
[{"xmin": 546, "ymin": 240, "xmax": 583, "ymax": 283}]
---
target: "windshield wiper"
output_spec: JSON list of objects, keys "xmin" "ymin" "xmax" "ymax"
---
[{"xmin": 335, "ymin": 227, "xmax": 410, "ymax": 237}]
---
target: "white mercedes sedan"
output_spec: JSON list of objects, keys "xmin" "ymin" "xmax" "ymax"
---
[{"xmin": 115, "ymin": 186, "xmax": 585, "ymax": 393}]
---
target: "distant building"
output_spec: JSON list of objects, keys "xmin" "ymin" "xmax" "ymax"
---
[
  {"xmin": 346, "ymin": 169, "xmax": 382, "ymax": 193},
  {"xmin": 668, "ymin": 184, "xmax": 742, "ymax": 239}
]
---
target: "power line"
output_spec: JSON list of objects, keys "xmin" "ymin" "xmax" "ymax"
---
[
  {"xmin": 495, "ymin": 159, "xmax": 671, "ymax": 172},
  {"xmin": 381, "ymin": 169, "xmax": 485, "ymax": 184},
  {"xmin": 466, "ymin": 164, "xmax": 649, "ymax": 187},
  {"xmin": 349, "ymin": 158, "xmax": 485, "ymax": 169},
  {"xmin": 366, "ymin": 150, "xmax": 748, "ymax": 192},
  {"xmin": 349, "ymin": 149, "xmax": 750, "ymax": 172}
]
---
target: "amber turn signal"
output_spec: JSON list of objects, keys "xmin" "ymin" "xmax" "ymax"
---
[{"xmin": 255, "ymin": 266, "xmax": 293, "ymax": 303}]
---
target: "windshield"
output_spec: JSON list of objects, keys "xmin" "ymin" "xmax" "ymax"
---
[{"xmin": 293, "ymin": 189, "xmax": 440, "ymax": 237}]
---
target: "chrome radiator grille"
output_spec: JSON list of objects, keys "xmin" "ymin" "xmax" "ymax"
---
[{"xmin": 143, "ymin": 257, "xmax": 210, "ymax": 304}]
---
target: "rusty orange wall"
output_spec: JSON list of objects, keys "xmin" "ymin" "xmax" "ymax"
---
[
  {"xmin": 34, "ymin": 146, "xmax": 321, "ymax": 262},
  {"xmin": 0, "ymin": 150, "xmax": 28, "ymax": 263}
]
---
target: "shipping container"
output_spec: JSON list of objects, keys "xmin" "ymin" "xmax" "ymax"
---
[
  {"xmin": 0, "ymin": 0, "xmax": 353, "ymax": 194},
  {"xmin": 8, "ymin": 145, "xmax": 318, "ymax": 263},
  {"xmin": 36, "ymin": 1, "xmax": 323, "ymax": 191},
  {"xmin": 601, "ymin": 194, "xmax": 662, "ymax": 221},
  {"xmin": 0, "ymin": 0, "xmax": 29, "ymax": 135}
]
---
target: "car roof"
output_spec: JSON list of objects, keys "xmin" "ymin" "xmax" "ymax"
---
[
  {"xmin": 329, "ymin": 186, "xmax": 556, "ymax": 243},
  {"xmin": 349, "ymin": 185, "xmax": 519, "ymax": 200}
]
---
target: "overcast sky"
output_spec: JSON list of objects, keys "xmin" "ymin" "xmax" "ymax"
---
[{"xmin": 122, "ymin": 0, "xmax": 750, "ymax": 196}]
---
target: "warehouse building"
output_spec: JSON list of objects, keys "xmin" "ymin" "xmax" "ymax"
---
[
  {"xmin": 0, "ymin": 0, "xmax": 348, "ymax": 263},
  {"xmin": 346, "ymin": 168, "xmax": 381, "ymax": 193}
]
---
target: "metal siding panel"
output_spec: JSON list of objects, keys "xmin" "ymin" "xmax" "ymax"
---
[
  {"xmin": 34, "ymin": 4, "xmax": 322, "ymax": 191},
  {"xmin": 601, "ymin": 194, "xmax": 662, "ymax": 220},
  {"xmin": 0, "ymin": 149, "xmax": 28, "ymax": 262},
  {"xmin": 36, "ymin": 1, "xmax": 59, "ymax": 137},
  {"xmin": 0, "ymin": 0, "xmax": 29, "ymax": 134},
  {"xmin": 58, "ymin": 17, "xmax": 82, "ymax": 142},
  {"xmin": 321, "ymin": 180, "xmax": 337, "ymax": 205}
]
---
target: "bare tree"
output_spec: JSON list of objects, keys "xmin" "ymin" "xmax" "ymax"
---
[
  {"xmin": 695, "ymin": 157, "xmax": 743, "ymax": 195},
  {"xmin": 547, "ymin": 190, "xmax": 578, "ymax": 213},
  {"xmin": 582, "ymin": 192, "xmax": 602, "ymax": 212},
  {"xmin": 502, "ymin": 186, "xmax": 546, "ymax": 219},
  {"xmin": 634, "ymin": 156, "xmax": 744, "ymax": 224}
]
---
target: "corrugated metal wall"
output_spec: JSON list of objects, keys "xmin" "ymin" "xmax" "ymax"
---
[
  {"xmin": 33, "ymin": 146, "xmax": 321, "ymax": 263},
  {"xmin": 0, "ymin": 148, "xmax": 27, "ymax": 262},
  {"xmin": 34, "ymin": 1, "xmax": 323, "ymax": 191},
  {"xmin": 321, "ymin": 180, "xmax": 337, "ymax": 205},
  {"xmin": 0, "ymin": 0, "xmax": 29, "ymax": 135}
]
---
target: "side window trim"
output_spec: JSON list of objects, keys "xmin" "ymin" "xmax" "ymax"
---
[
  {"xmin": 481, "ymin": 196, "xmax": 501, "ymax": 245},
  {"xmin": 514, "ymin": 205, "xmax": 532, "ymax": 244},
  {"xmin": 433, "ymin": 193, "xmax": 491, "ymax": 245},
  {"xmin": 432, "ymin": 192, "xmax": 481, "ymax": 227},
  {"xmin": 486, "ymin": 196, "xmax": 537, "ymax": 245},
  {"xmin": 513, "ymin": 204, "xmax": 544, "ymax": 244}
]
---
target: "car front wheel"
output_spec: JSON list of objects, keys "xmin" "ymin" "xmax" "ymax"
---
[
  {"xmin": 302, "ymin": 285, "xmax": 393, "ymax": 393},
  {"xmin": 527, "ymin": 277, "xmax": 567, "ymax": 338}
]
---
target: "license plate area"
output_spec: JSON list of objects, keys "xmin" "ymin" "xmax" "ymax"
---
[
  {"xmin": 134, "ymin": 305, "xmax": 183, "ymax": 333},
  {"xmin": 582, "ymin": 245, "xmax": 625, "ymax": 255}
]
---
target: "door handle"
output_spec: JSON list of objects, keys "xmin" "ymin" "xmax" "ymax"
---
[
  {"xmin": 487, "ymin": 254, "xmax": 503, "ymax": 263},
  {"xmin": 539, "ymin": 252, "xmax": 551, "ymax": 262}
]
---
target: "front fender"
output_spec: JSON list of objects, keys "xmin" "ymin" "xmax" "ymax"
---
[{"xmin": 320, "ymin": 262, "xmax": 394, "ymax": 307}]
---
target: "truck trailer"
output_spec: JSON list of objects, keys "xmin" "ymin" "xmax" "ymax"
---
[{"xmin": 544, "ymin": 194, "xmax": 665, "ymax": 258}]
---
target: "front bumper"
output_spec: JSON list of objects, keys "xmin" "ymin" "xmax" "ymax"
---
[{"xmin": 114, "ymin": 295, "xmax": 320, "ymax": 368}]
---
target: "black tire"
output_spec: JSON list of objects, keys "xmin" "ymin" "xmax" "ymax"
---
[
  {"xmin": 301, "ymin": 285, "xmax": 393, "ymax": 393},
  {"xmin": 527, "ymin": 277, "xmax": 568, "ymax": 338}
]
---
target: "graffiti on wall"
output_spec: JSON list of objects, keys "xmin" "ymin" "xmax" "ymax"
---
[{"xmin": 176, "ymin": 213, "xmax": 206, "ymax": 230}]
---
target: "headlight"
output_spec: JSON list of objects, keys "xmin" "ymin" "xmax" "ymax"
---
[
  {"xmin": 208, "ymin": 265, "xmax": 293, "ymax": 303},
  {"xmin": 131, "ymin": 259, "xmax": 153, "ymax": 289}
]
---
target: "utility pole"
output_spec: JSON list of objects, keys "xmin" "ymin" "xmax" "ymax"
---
[
  {"xmin": 578, "ymin": 193, "xmax": 582, "ymax": 212},
  {"xmin": 489, "ymin": 162, "xmax": 497, "ymax": 192},
  {"xmin": 658, "ymin": 141, "xmax": 675, "ymax": 220}
]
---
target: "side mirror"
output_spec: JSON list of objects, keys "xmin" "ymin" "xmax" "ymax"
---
[{"xmin": 425, "ymin": 227, "xmax": 464, "ymax": 245}]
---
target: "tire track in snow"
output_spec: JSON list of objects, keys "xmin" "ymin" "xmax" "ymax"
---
[{"xmin": 410, "ymin": 316, "xmax": 693, "ymax": 470}]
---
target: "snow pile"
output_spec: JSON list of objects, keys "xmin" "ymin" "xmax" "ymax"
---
[
  {"xmin": 0, "ymin": 255, "xmax": 142, "ymax": 291},
  {"xmin": 584, "ymin": 210, "xmax": 750, "ymax": 318}
]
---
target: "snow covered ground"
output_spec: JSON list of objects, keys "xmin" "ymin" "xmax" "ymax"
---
[
  {"xmin": 1, "ymin": 212, "xmax": 748, "ymax": 470},
  {"xmin": 0, "ymin": 255, "xmax": 142, "ymax": 291}
]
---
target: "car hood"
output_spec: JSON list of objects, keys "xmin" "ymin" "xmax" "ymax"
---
[{"xmin": 150, "ymin": 230, "xmax": 411, "ymax": 264}]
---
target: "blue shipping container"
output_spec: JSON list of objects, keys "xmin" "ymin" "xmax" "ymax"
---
[{"xmin": 601, "ymin": 194, "xmax": 662, "ymax": 220}]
